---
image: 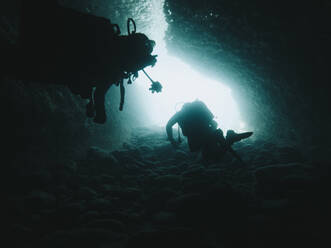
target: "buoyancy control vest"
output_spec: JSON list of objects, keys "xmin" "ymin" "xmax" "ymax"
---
[{"xmin": 178, "ymin": 100, "xmax": 214, "ymax": 137}]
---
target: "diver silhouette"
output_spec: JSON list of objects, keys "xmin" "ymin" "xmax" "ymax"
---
[
  {"xmin": 166, "ymin": 100, "xmax": 253, "ymax": 163},
  {"xmin": 1, "ymin": 0, "xmax": 161, "ymax": 124}
]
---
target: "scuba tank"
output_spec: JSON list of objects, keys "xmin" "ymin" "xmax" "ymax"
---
[{"xmin": 117, "ymin": 18, "xmax": 162, "ymax": 111}]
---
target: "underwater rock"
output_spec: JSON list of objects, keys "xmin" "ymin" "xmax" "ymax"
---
[
  {"xmin": 160, "ymin": 165, "xmax": 181, "ymax": 174},
  {"xmin": 144, "ymin": 189, "xmax": 178, "ymax": 214},
  {"xmin": 8, "ymin": 224, "xmax": 33, "ymax": 239},
  {"xmin": 152, "ymin": 211, "xmax": 176, "ymax": 224},
  {"xmin": 41, "ymin": 228, "xmax": 128, "ymax": 248},
  {"xmin": 166, "ymin": 193, "xmax": 203, "ymax": 213},
  {"xmin": 166, "ymin": 182, "xmax": 245, "ymax": 227},
  {"xmin": 153, "ymin": 175, "xmax": 182, "ymax": 188},
  {"xmin": 258, "ymin": 199, "xmax": 291, "ymax": 216},
  {"xmin": 181, "ymin": 178, "xmax": 214, "ymax": 193},
  {"xmin": 56, "ymin": 202, "xmax": 87, "ymax": 224},
  {"xmin": 24, "ymin": 190, "xmax": 56, "ymax": 211},
  {"xmin": 28, "ymin": 170, "xmax": 53, "ymax": 188},
  {"xmin": 6, "ymin": 126, "xmax": 327, "ymax": 247},
  {"xmin": 255, "ymin": 163, "xmax": 313, "ymax": 182},
  {"xmin": 53, "ymin": 185, "xmax": 70, "ymax": 195},
  {"xmin": 280, "ymin": 174, "xmax": 316, "ymax": 191},
  {"xmin": 174, "ymin": 150, "xmax": 189, "ymax": 160},
  {"xmin": 75, "ymin": 186, "xmax": 98, "ymax": 200},
  {"xmin": 115, "ymin": 188, "xmax": 142, "ymax": 202},
  {"xmin": 86, "ymin": 198, "xmax": 112, "ymax": 211},
  {"xmin": 309, "ymin": 146, "xmax": 331, "ymax": 164},
  {"xmin": 276, "ymin": 146, "xmax": 304, "ymax": 163},
  {"xmin": 181, "ymin": 166, "xmax": 206, "ymax": 178},
  {"xmin": 15, "ymin": 169, "xmax": 54, "ymax": 193},
  {"xmin": 85, "ymin": 219, "xmax": 126, "ymax": 233},
  {"xmin": 87, "ymin": 146, "xmax": 118, "ymax": 164},
  {"xmin": 107, "ymin": 211, "xmax": 142, "ymax": 224},
  {"xmin": 126, "ymin": 228, "xmax": 205, "ymax": 248},
  {"xmin": 98, "ymin": 175, "xmax": 115, "ymax": 184},
  {"xmin": 204, "ymin": 168, "xmax": 222, "ymax": 177},
  {"xmin": 79, "ymin": 210, "xmax": 100, "ymax": 223},
  {"xmin": 111, "ymin": 150, "xmax": 138, "ymax": 164},
  {"xmin": 61, "ymin": 160, "xmax": 78, "ymax": 174},
  {"xmin": 255, "ymin": 163, "xmax": 314, "ymax": 199},
  {"xmin": 87, "ymin": 146, "xmax": 109, "ymax": 159},
  {"xmin": 63, "ymin": 201, "xmax": 87, "ymax": 212}
]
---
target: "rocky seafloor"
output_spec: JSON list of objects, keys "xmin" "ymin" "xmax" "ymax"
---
[{"xmin": 5, "ymin": 127, "xmax": 331, "ymax": 248}]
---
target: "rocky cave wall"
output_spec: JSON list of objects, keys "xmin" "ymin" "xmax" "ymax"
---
[{"xmin": 164, "ymin": 0, "xmax": 331, "ymax": 148}]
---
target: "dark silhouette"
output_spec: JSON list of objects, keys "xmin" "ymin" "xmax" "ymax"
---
[
  {"xmin": 166, "ymin": 100, "xmax": 253, "ymax": 163},
  {"xmin": 1, "ymin": 0, "xmax": 160, "ymax": 123}
]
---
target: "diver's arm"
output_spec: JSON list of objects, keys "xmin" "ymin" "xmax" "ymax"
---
[{"xmin": 166, "ymin": 112, "xmax": 180, "ymax": 144}]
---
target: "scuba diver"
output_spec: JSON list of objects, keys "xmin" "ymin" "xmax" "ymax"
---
[
  {"xmin": 166, "ymin": 100, "xmax": 253, "ymax": 163},
  {"xmin": 2, "ymin": 0, "xmax": 162, "ymax": 123}
]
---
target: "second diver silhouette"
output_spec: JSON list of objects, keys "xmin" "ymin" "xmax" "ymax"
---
[{"xmin": 166, "ymin": 100, "xmax": 253, "ymax": 164}]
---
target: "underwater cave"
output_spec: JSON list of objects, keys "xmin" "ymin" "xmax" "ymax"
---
[{"xmin": 2, "ymin": 0, "xmax": 331, "ymax": 247}]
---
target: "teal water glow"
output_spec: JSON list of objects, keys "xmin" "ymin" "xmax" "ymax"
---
[{"xmin": 131, "ymin": 0, "xmax": 244, "ymax": 132}]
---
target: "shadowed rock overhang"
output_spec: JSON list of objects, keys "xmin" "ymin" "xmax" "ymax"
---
[{"xmin": 164, "ymin": 0, "xmax": 331, "ymax": 146}]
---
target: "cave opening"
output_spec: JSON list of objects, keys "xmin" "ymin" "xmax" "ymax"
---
[
  {"xmin": 107, "ymin": 0, "xmax": 246, "ymax": 135},
  {"xmin": 134, "ymin": 52, "xmax": 245, "ymax": 133}
]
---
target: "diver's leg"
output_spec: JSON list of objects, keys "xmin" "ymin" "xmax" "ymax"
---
[
  {"xmin": 200, "ymin": 128, "xmax": 224, "ymax": 163},
  {"xmin": 93, "ymin": 83, "xmax": 112, "ymax": 124},
  {"xmin": 225, "ymin": 130, "xmax": 253, "ymax": 146},
  {"xmin": 215, "ymin": 128, "xmax": 226, "ymax": 143},
  {"xmin": 187, "ymin": 135, "xmax": 202, "ymax": 152},
  {"xmin": 86, "ymin": 88, "xmax": 95, "ymax": 118}
]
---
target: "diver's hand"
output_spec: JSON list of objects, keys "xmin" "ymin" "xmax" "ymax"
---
[{"xmin": 142, "ymin": 55, "xmax": 157, "ymax": 68}]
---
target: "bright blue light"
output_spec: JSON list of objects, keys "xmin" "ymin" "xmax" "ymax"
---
[
  {"xmin": 131, "ymin": 0, "xmax": 244, "ymax": 132},
  {"xmin": 135, "ymin": 54, "xmax": 244, "ymax": 132}
]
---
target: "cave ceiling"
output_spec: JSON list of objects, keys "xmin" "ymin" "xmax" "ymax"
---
[{"xmin": 164, "ymin": 0, "xmax": 331, "ymax": 144}]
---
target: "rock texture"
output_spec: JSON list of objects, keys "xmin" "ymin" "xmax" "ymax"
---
[
  {"xmin": 4, "ymin": 127, "xmax": 330, "ymax": 248},
  {"xmin": 164, "ymin": 0, "xmax": 331, "ymax": 146}
]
